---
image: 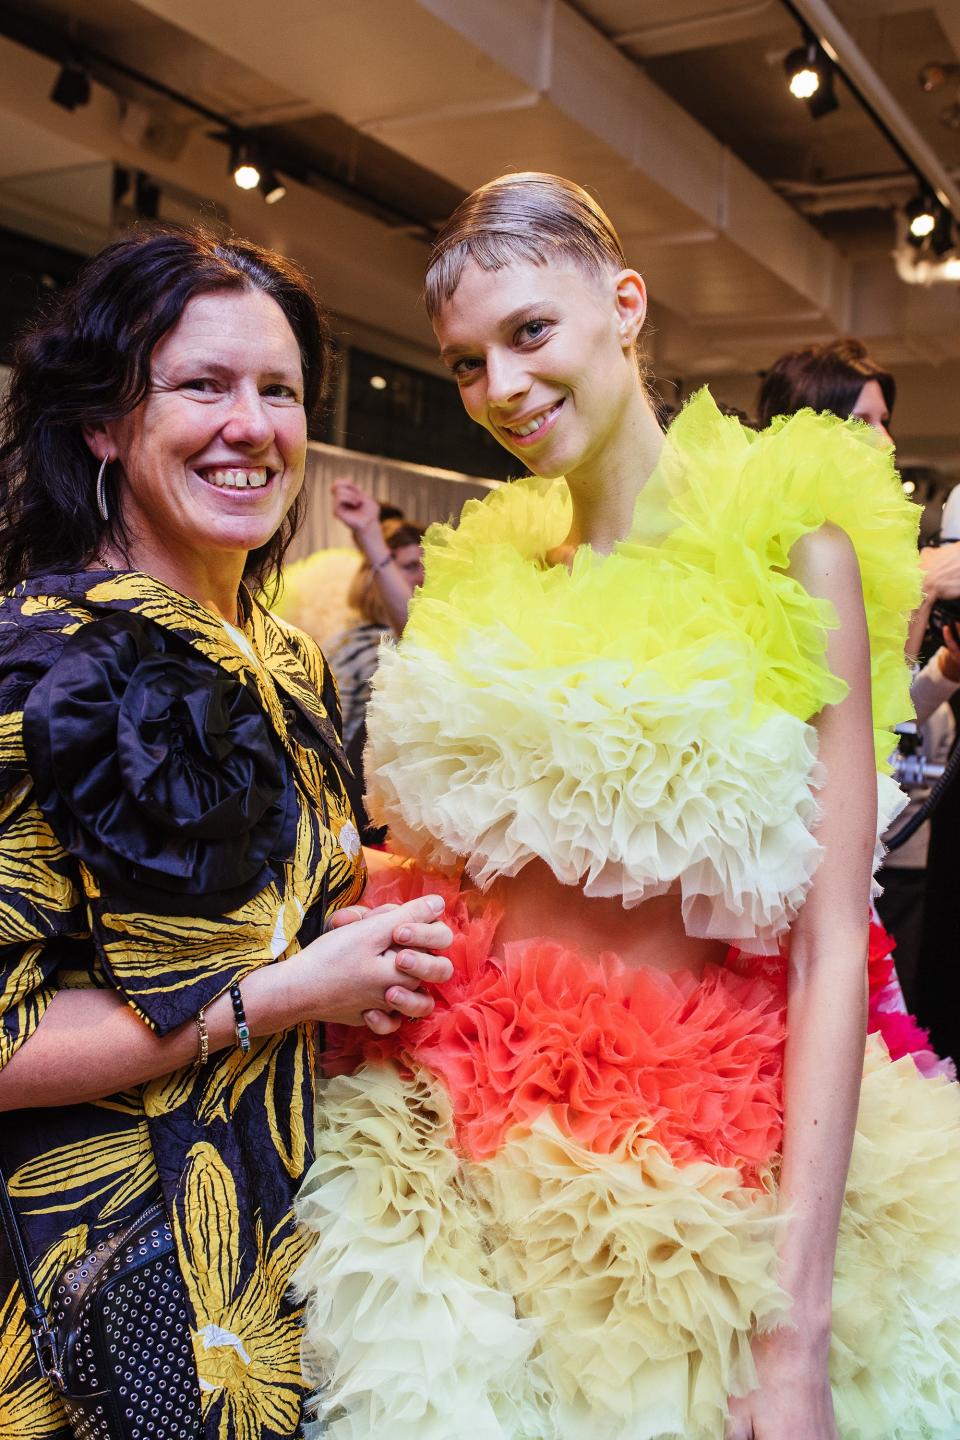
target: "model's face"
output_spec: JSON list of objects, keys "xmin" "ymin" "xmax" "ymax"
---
[
  {"xmin": 433, "ymin": 257, "xmax": 644, "ymax": 480},
  {"xmin": 850, "ymin": 379, "xmax": 892, "ymax": 446},
  {"xmin": 96, "ymin": 288, "xmax": 308, "ymax": 571}
]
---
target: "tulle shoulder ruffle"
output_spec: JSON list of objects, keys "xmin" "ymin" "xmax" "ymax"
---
[
  {"xmin": 631, "ymin": 390, "xmax": 920, "ymax": 768},
  {"xmin": 366, "ymin": 389, "xmax": 919, "ymax": 949}
]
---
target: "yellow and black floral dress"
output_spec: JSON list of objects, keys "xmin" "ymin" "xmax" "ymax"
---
[{"xmin": 0, "ymin": 569, "xmax": 365, "ymax": 1440}]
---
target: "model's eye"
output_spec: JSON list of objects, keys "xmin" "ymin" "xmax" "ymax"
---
[
  {"xmin": 518, "ymin": 319, "xmax": 549, "ymax": 343},
  {"xmin": 451, "ymin": 356, "xmax": 484, "ymax": 381},
  {"xmin": 180, "ymin": 377, "xmax": 219, "ymax": 394}
]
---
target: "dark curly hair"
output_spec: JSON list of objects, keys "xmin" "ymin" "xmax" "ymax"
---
[
  {"xmin": 756, "ymin": 338, "xmax": 895, "ymax": 430},
  {"xmin": 0, "ymin": 224, "xmax": 335, "ymax": 593}
]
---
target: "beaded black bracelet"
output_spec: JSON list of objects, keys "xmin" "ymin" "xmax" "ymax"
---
[{"xmin": 229, "ymin": 982, "xmax": 250, "ymax": 1053}]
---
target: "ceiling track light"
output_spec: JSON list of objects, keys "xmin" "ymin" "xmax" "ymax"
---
[
  {"xmin": 784, "ymin": 38, "xmax": 838, "ymax": 119},
  {"xmin": 229, "ymin": 138, "xmax": 261, "ymax": 191},
  {"xmin": 50, "ymin": 62, "xmax": 91, "ymax": 112},
  {"xmin": 258, "ymin": 168, "xmax": 287, "ymax": 205},
  {"xmin": 227, "ymin": 138, "xmax": 286, "ymax": 203},
  {"xmin": 918, "ymin": 60, "xmax": 960, "ymax": 94},
  {"xmin": 906, "ymin": 191, "xmax": 939, "ymax": 243}
]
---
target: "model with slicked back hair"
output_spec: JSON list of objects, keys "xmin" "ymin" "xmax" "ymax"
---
[{"xmin": 424, "ymin": 172, "xmax": 628, "ymax": 320}]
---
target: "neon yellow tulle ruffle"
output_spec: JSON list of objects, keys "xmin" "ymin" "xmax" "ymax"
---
[
  {"xmin": 365, "ymin": 390, "xmax": 918, "ymax": 952},
  {"xmin": 295, "ymin": 1036, "xmax": 960, "ymax": 1439}
]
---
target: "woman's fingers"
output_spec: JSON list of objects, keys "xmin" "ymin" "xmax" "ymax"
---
[
  {"xmin": 325, "ymin": 905, "xmax": 368, "ymax": 931},
  {"xmin": 392, "ymin": 919, "xmax": 453, "ymax": 953},
  {"xmin": 362, "ymin": 1008, "xmax": 402, "ymax": 1035},
  {"xmin": 360, "ymin": 894, "xmax": 446, "ymax": 948},
  {"xmin": 394, "ymin": 948, "xmax": 453, "ymax": 985},
  {"xmin": 383, "ymin": 984, "xmax": 436, "ymax": 1018}
]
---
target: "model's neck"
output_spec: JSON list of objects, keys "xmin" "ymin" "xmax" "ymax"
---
[{"xmin": 563, "ymin": 386, "xmax": 664, "ymax": 554}]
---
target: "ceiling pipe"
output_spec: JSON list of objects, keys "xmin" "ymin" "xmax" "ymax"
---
[{"xmin": 783, "ymin": 0, "xmax": 960, "ymax": 217}]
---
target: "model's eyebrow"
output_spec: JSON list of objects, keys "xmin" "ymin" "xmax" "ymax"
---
[{"xmin": 440, "ymin": 302, "xmax": 553, "ymax": 359}]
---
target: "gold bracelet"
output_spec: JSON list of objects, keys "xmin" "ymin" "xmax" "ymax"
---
[{"xmin": 195, "ymin": 1007, "xmax": 209, "ymax": 1067}]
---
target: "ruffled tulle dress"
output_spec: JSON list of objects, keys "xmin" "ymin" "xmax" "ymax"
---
[{"xmin": 294, "ymin": 391, "xmax": 960, "ymax": 1440}]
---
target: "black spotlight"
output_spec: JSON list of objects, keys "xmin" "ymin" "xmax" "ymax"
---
[
  {"xmin": 905, "ymin": 192, "xmax": 938, "ymax": 245},
  {"xmin": 229, "ymin": 139, "xmax": 261, "ymax": 192},
  {"xmin": 785, "ymin": 41, "xmax": 838, "ymax": 119},
  {"xmin": 50, "ymin": 63, "xmax": 91, "ymax": 112},
  {"xmin": 259, "ymin": 167, "xmax": 286, "ymax": 205}
]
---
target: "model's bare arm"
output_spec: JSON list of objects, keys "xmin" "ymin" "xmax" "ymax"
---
[{"xmin": 727, "ymin": 523, "xmax": 875, "ymax": 1440}]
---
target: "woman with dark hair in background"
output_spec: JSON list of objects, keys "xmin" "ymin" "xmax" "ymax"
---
[
  {"xmin": 296, "ymin": 176, "xmax": 960, "ymax": 1440},
  {"xmin": 0, "ymin": 225, "xmax": 451, "ymax": 1439},
  {"xmin": 755, "ymin": 337, "xmax": 895, "ymax": 438}
]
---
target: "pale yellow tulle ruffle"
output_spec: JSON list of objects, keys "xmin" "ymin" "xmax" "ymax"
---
[
  {"xmin": 293, "ymin": 1063, "xmax": 547, "ymax": 1440},
  {"xmin": 831, "ymin": 1040, "xmax": 960, "ymax": 1439},
  {"xmin": 296, "ymin": 1036, "xmax": 960, "ymax": 1439}
]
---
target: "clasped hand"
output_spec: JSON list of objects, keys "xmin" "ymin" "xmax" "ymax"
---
[{"xmin": 313, "ymin": 893, "xmax": 453, "ymax": 1034}]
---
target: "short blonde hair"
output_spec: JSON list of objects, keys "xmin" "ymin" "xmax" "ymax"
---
[{"xmin": 424, "ymin": 172, "xmax": 628, "ymax": 320}]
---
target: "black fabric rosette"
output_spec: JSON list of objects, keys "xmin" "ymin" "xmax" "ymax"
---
[{"xmin": 23, "ymin": 612, "xmax": 298, "ymax": 916}]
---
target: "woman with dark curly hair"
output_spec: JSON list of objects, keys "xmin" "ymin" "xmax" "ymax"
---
[{"xmin": 0, "ymin": 225, "xmax": 451, "ymax": 1440}]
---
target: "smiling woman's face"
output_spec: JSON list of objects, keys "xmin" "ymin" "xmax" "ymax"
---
[
  {"xmin": 434, "ymin": 256, "xmax": 643, "ymax": 482},
  {"xmin": 93, "ymin": 286, "xmax": 308, "ymax": 578}
]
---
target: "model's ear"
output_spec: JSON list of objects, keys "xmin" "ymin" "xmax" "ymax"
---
[{"xmin": 613, "ymin": 269, "xmax": 647, "ymax": 348}]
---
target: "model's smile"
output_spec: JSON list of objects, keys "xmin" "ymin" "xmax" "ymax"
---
[{"xmin": 499, "ymin": 399, "xmax": 564, "ymax": 445}]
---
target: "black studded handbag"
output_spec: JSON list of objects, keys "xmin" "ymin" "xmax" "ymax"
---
[{"xmin": 0, "ymin": 1167, "xmax": 202, "ymax": 1440}]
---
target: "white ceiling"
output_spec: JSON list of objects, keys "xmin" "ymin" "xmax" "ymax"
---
[{"xmin": 1, "ymin": 0, "xmax": 960, "ymax": 467}]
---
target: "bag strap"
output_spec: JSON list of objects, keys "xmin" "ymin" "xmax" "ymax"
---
[{"xmin": 0, "ymin": 1156, "xmax": 62, "ymax": 1384}]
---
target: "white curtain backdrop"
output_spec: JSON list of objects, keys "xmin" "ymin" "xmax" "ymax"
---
[{"xmin": 288, "ymin": 441, "xmax": 501, "ymax": 562}]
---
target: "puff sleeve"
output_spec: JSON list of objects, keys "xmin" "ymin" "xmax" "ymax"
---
[{"xmin": 0, "ymin": 622, "xmax": 86, "ymax": 1069}]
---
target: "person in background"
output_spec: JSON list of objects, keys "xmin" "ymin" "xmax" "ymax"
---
[
  {"xmin": 332, "ymin": 477, "xmax": 423, "ymax": 635},
  {"xmin": 328, "ymin": 504, "xmax": 425, "ymax": 841},
  {"xmin": 757, "ymin": 337, "xmax": 958, "ymax": 1019},
  {"xmin": 755, "ymin": 336, "xmax": 894, "ymax": 441},
  {"xmin": 757, "ymin": 338, "xmax": 960, "ymax": 655}
]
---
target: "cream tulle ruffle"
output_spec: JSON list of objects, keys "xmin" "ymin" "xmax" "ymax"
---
[
  {"xmin": 366, "ymin": 390, "xmax": 919, "ymax": 953},
  {"xmin": 294, "ymin": 1062, "xmax": 785, "ymax": 1440},
  {"xmin": 295, "ymin": 1037, "xmax": 960, "ymax": 1439}
]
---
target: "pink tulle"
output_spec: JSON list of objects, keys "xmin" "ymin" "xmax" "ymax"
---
[{"xmin": 865, "ymin": 918, "xmax": 954, "ymax": 1080}]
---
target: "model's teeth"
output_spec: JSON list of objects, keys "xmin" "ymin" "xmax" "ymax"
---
[
  {"xmin": 506, "ymin": 403, "xmax": 559, "ymax": 437},
  {"xmin": 202, "ymin": 468, "xmax": 269, "ymax": 489}
]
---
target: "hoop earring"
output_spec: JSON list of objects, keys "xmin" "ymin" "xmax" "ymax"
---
[{"xmin": 95, "ymin": 454, "xmax": 110, "ymax": 523}]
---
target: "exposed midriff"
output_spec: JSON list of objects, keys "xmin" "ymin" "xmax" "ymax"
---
[{"xmin": 490, "ymin": 858, "xmax": 728, "ymax": 979}]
